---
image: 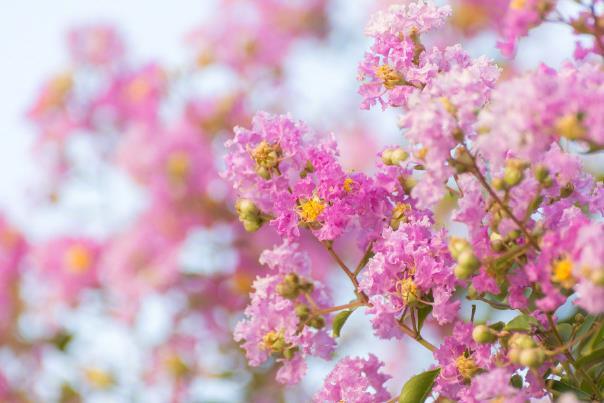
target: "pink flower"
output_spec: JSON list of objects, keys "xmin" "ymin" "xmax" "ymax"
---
[
  {"xmin": 34, "ymin": 236, "xmax": 102, "ymax": 303},
  {"xmin": 313, "ymin": 354, "xmax": 391, "ymax": 403},
  {"xmin": 360, "ymin": 211, "xmax": 458, "ymax": 338}
]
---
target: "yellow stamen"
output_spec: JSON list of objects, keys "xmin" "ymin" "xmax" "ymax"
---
[
  {"xmin": 552, "ymin": 257, "xmax": 575, "ymax": 288},
  {"xmin": 415, "ymin": 147, "xmax": 429, "ymax": 160},
  {"xmin": 261, "ymin": 330, "xmax": 286, "ymax": 353},
  {"xmin": 343, "ymin": 178, "xmax": 355, "ymax": 192},
  {"xmin": 455, "ymin": 355, "xmax": 479, "ymax": 380},
  {"xmin": 510, "ymin": 0, "xmax": 527, "ymax": 10},
  {"xmin": 126, "ymin": 77, "xmax": 151, "ymax": 102},
  {"xmin": 165, "ymin": 354, "xmax": 190, "ymax": 378},
  {"xmin": 251, "ymin": 141, "xmax": 281, "ymax": 170},
  {"xmin": 84, "ymin": 368, "xmax": 114, "ymax": 390},
  {"xmin": 396, "ymin": 277, "xmax": 419, "ymax": 305},
  {"xmin": 166, "ymin": 151, "xmax": 191, "ymax": 181},
  {"xmin": 298, "ymin": 197, "xmax": 325, "ymax": 223},
  {"xmin": 65, "ymin": 245, "xmax": 92, "ymax": 274},
  {"xmin": 375, "ymin": 65, "xmax": 403, "ymax": 90},
  {"xmin": 439, "ymin": 97, "xmax": 457, "ymax": 115},
  {"xmin": 555, "ymin": 113, "xmax": 586, "ymax": 140}
]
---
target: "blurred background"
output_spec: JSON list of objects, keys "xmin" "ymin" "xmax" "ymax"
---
[{"xmin": 0, "ymin": 0, "xmax": 583, "ymax": 402}]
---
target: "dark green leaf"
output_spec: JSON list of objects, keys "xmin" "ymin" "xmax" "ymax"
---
[
  {"xmin": 576, "ymin": 348, "xmax": 604, "ymax": 371},
  {"xmin": 398, "ymin": 368, "xmax": 440, "ymax": 403},
  {"xmin": 549, "ymin": 380, "xmax": 591, "ymax": 400},
  {"xmin": 504, "ymin": 314, "xmax": 539, "ymax": 332},
  {"xmin": 332, "ymin": 310, "xmax": 354, "ymax": 338},
  {"xmin": 556, "ymin": 323, "xmax": 573, "ymax": 343},
  {"xmin": 416, "ymin": 305, "xmax": 433, "ymax": 332}
]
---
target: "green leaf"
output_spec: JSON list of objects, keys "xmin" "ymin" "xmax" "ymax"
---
[
  {"xmin": 556, "ymin": 323, "xmax": 573, "ymax": 343},
  {"xmin": 416, "ymin": 305, "xmax": 433, "ymax": 332},
  {"xmin": 549, "ymin": 379, "xmax": 591, "ymax": 400},
  {"xmin": 576, "ymin": 348, "xmax": 604, "ymax": 370},
  {"xmin": 332, "ymin": 310, "xmax": 354, "ymax": 338},
  {"xmin": 504, "ymin": 314, "xmax": 539, "ymax": 332},
  {"xmin": 398, "ymin": 368, "xmax": 440, "ymax": 403}
]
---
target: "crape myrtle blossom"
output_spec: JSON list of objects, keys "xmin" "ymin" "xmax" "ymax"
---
[
  {"xmin": 34, "ymin": 237, "xmax": 102, "ymax": 303},
  {"xmin": 234, "ymin": 242, "xmax": 335, "ymax": 384},
  {"xmin": 68, "ymin": 25, "xmax": 125, "ymax": 68},
  {"xmin": 313, "ymin": 354, "xmax": 391, "ymax": 403},
  {"xmin": 359, "ymin": 211, "xmax": 458, "ymax": 338},
  {"xmin": 477, "ymin": 61, "xmax": 604, "ymax": 165},
  {"xmin": 224, "ymin": 112, "xmax": 386, "ymax": 243},
  {"xmin": 497, "ymin": 0, "xmax": 556, "ymax": 57}
]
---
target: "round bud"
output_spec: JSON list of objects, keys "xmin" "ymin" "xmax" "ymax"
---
[
  {"xmin": 454, "ymin": 263, "xmax": 474, "ymax": 280},
  {"xmin": 242, "ymin": 218, "xmax": 262, "ymax": 232},
  {"xmin": 381, "ymin": 149, "xmax": 394, "ymax": 165},
  {"xmin": 542, "ymin": 176, "xmax": 553, "ymax": 188},
  {"xmin": 507, "ymin": 348, "xmax": 521, "ymax": 364},
  {"xmin": 534, "ymin": 165, "xmax": 550, "ymax": 183},
  {"xmin": 449, "ymin": 237, "xmax": 470, "ymax": 260},
  {"xmin": 504, "ymin": 166, "xmax": 524, "ymax": 187},
  {"xmin": 255, "ymin": 166, "xmax": 271, "ymax": 180},
  {"xmin": 458, "ymin": 250, "xmax": 480, "ymax": 272},
  {"xmin": 519, "ymin": 348, "xmax": 545, "ymax": 368},
  {"xmin": 472, "ymin": 325, "xmax": 496, "ymax": 344},
  {"xmin": 574, "ymin": 313, "xmax": 585, "ymax": 323},
  {"xmin": 507, "ymin": 229, "xmax": 521, "ymax": 241},
  {"xmin": 492, "ymin": 178, "xmax": 506, "ymax": 191},
  {"xmin": 467, "ymin": 285, "xmax": 479, "ymax": 300},
  {"xmin": 510, "ymin": 334, "xmax": 536, "ymax": 350},
  {"xmin": 236, "ymin": 199, "xmax": 259, "ymax": 219},
  {"xmin": 489, "ymin": 232, "xmax": 505, "ymax": 252},
  {"xmin": 295, "ymin": 304, "xmax": 310, "ymax": 321},
  {"xmin": 308, "ymin": 316, "xmax": 325, "ymax": 329},
  {"xmin": 560, "ymin": 182, "xmax": 574, "ymax": 198},
  {"xmin": 391, "ymin": 148, "xmax": 409, "ymax": 165}
]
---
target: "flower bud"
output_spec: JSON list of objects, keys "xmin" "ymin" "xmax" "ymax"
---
[
  {"xmin": 472, "ymin": 325, "xmax": 496, "ymax": 344},
  {"xmin": 458, "ymin": 250, "xmax": 480, "ymax": 272},
  {"xmin": 256, "ymin": 165, "xmax": 271, "ymax": 180},
  {"xmin": 507, "ymin": 348, "xmax": 521, "ymax": 364},
  {"xmin": 467, "ymin": 285, "xmax": 479, "ymax": 300},
  {"xmin": 504, "ymin": 163, "xmax": 524, "ymax": 187},
  {"xmin": 560, "ymin": 182, "xmax": 574, "ymax": 198},
  {"xmin": 449, "ymin": 237, "xmax": 470, "ymax": 260},
  {"xmin": 242, "ymin": 218, "xmax": 262, "ymax": 232},
  {"xmin": 534, "ymin": 165, "xmax": 550, "ymax": 183},
  {"xmin": 519, "ymin": 347, "xmax": 545, "ymax": 368},
  {"xmin": 236, "ymin": 199, "xmax": 260, "ymax": 220},
  {"xmin": 308, "ymin": 316, "xmax": 325, "ymax": 329},
  {"xmin": 509, "ymin": 333, "xmax": 536, "ymax": 350},
  {"xmin": 454, "ymin": 263, "xmax": 474, "ymax": 280},
  {"xmin": 295, "ymin": 304, "xmax": 311, "ymax": 321},
  {"xmin": 391, "ymin": 148, "xmax": 409, "ymax": 165},
  {"xmin": 492, "ymin": 178, "xmax": 506, "ymax": 191},
  {"xmin": 282, "ymin": 346, "xmax": 298, "ymax": 360},
  {"xmin": 277, "ymin": 274, "xmax": 300, "ymax": 299},
  {"xmin": 489, "ymin": 232, "xmax": 505, "ymax": 252},
  {"xmin": 381, "ymin": 149, "xmax": 394, "ymax": 165}
]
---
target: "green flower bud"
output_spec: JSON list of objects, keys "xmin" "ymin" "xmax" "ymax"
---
[
  {"xmin": 458, "ymin": 250, "xmax": 480, "ymax": 271},
  {"xmin": 560, "ymin": 182, "xmax": 574, "ymax": 198},
  {"xmin": 467, "ymin": 285, "xmax": 480, "ymax": 300},
  {"xmin": 381, "ymin": 149, "xmax": 394, "ymax": 165},
  {"xmin": 236, "ymin": 199, "xmax": 260, "ymax": 220},
  {"xmin": 295, "ymin": 304, "xmax": 311, "ymax": 321},
  {"xmin": 391, "ymin": 148, "xmax": 409, "ymax": 165},
  {"xmin": 308, "ymin": 316, "xmax": 325, "ymax": 329},
  {"xmin": 534, "ymin": 165, "xmax": 550, "ymax": 183},
  {"xmin": 242, "ymin": 218, "xmax": 262, "ymax": 232},
  {"xmin": 489, "ymin": 232, "xmax": 506, "ymax": 252},
  {"xmin": 255, "ymin": 165, "xmax": 271, "ymax": 180},
  {"xmin": 449, "ymin": 237, "xmax": 470, "ymax": 260},
  {"xmin": 510, "ymin": 333, "xmax": 536, "ymax": 350},
  {"xmin": 472, "ymin": 325, "xmax": 496, "ymax": 344},
  {"xmin": 519, "ymin": 347, "xmax": 545, "ymax": 368},
  {"xmin": 507, "ymin": 348, "xmax": 521, "ymax": 364},
  {"xmin": 492, "ymin": 178, "xmax": 506, "ymax": 191},
  {"xmin": 454, "ymin": 263, "xmax": 474, "ymax": 280},
  {"xmin": 282, "ymin": 346, "xmax": 298, "ymax": 360},
  {"xmin": 504, "ymin": 165, "xmax": 524, "ymax": 187}
]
